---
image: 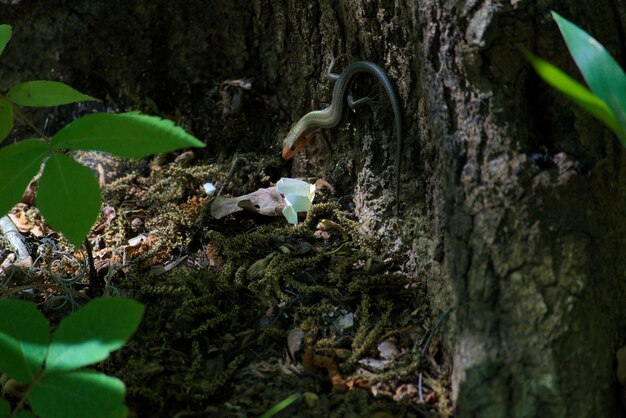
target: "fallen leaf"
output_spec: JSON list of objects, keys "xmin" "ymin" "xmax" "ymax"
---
[
  {"xmin": 314, "ymin": 178, "xmax": 335, "ymax": 194},
  {"xmin": 93, "ymin": 205, "xmax": 117, "ymax": 233},
  {"xmin": 8, "ymin": 206, "xmax": 46, "ymax": 238}
]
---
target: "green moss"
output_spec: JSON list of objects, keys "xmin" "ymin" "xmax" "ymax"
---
[{"xmin": 95, "ymin": 160, "xmax": 428, "ymax": 416}]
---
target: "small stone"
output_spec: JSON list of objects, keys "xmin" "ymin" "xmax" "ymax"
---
[
  {"xmin": 334, "ymin": 312, "xmax": 354, "ymax": 332},
  {"xmin": 377, "ymin": 340, "xmax": 400, "ymax": 360},
  {"xmin": 131, "ymin": 217, "xmax": 144, "ymax": 231}
]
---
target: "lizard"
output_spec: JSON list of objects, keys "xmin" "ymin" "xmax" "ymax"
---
[{"xmin": 281, "ymin": 55, "xmax": 403, "ymax": 215}]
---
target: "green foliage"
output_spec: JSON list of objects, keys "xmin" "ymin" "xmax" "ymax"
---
[
  {"xmin": 52, "ymin": 112, "xmax": 204, "ymax": 158},
  {"xmin": 36, "ymin": 152, "xmax": 102, "ymax": 248},
  {"xmin": 524, "ymin": 12, "xmax": 626, "ymax": 146},
  {"xmin": 29, "ymin": 370, "xmax": 128, "ymax": 418},
  {"xmin": 0, "ymin": 25, "xmax": 11, "ymax": 56},
  {"xmin": 0, "ymin": 24, "xmax": 205, "ymax": 247},
  {"xmin": 0, "ymin": 98, "xmax": 13, "ymax": 141},
  {"xmin": 0, "ymin": 298, "xmax": 144, "ymax": 418},
  {"xmin": 7, "ymin": 81, "xmax": 99, "ymax": 107},
  {"xmin": 0, "ymin": 399, "xmax": 9, "ymax": 417},
  {"xmin": 259, "ymin": 393, "xmax": 301, "ymax": 418},
  {"xmin": 0, "ymin": 140, "xmax": 49, "ymax": 217},
  {"xmin": 522, "ymin": 49, "xmax": 620, "ymax": 134},
  {"xmin": 45, "ymin": 298, "xmax": 144, "ymax": 372},
  {"xmin": 552, "ymin": 12, "xmax": 626, "ymax": 133},
  {"xmin": 0, "ymin": 300, "xmax": 48, "ymax": 384}
]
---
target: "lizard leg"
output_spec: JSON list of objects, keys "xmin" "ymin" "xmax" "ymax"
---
[
  {"xmin": 347, "ymin": 89, "xmax": 380, "ymax": 110},
  {"xmin": 325, "ymin": 52, "xmax": 348, "ymax": 82}
]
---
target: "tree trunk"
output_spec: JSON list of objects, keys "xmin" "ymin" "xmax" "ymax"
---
[
  {"xmin": 2, "ymin": 1, "xmax": 625, "ymax": 416},
  {"xmin": 422, "ymin": 2, "xmax": 626, "ymax": 416}
]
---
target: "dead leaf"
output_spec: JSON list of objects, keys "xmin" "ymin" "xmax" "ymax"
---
[
  {"xmin": 287, "ymin": 330, "xmax": 305, "ymax": 360},
  {"xmin": 302, "ymin": 348, "xmax": 347, "ymax": 393},
  {"xmin": 8, "ymin": 210, "xmax": 44, "ymax": 237},
  {"xmin": 94, "ymin": 205, "xmax": 117, "ymax": 233},
  {"xmin": 314, "ymin": 178, "xmax": 335, "ymax": 194}
]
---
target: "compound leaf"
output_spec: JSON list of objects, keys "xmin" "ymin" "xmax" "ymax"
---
[
  {"xmin": 36, "ymin": 152, "xmax": 101, "ymax": 248},
  {"xmin": 0, "ymin": 25, "xmax": 11, "ymax": 57},
  {"xmin": 522, "ymin": 48, "xmax": 622, "ymax": 141},
  {"xmin": 29, "ymin": 370, "xmax": 128, "ymax": 418},
  {"xmin": 552, "ymin": 11, "xmax": 626, "ymax": 138},
  {"xmin": 51, "ymin": 112, "xmax": 205, "ymax": 158},
  {"xmin": 0, "ymin": 98, "xmax": 14, "ymax": 142},
  {"xmin": 0, "ymin": 299, "xmax": 49, "ymax": 384},
  {"xmin": 7, "ymin": 81, "xmax": 99, "ymax": 107},
  {"xmin": 0, "ymin": 139, "xmax": 48, "ymax": 216},
  {"xmin": 46, "ymin": 298, "xmax": 144, "ymax": 372}
]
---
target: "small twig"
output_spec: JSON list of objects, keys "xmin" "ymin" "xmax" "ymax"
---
[
  {"xmin": 418, "ymin": 371, "xmax": 424, "ymax": 403},
  {"xmin": 218, "ymin": 152, "xmax": 239, "ymax": 196}
]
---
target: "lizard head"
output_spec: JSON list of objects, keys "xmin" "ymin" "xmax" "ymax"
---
[{"xmin": 281, "ymin": 126, "xmax": 319, "ymax": 160}]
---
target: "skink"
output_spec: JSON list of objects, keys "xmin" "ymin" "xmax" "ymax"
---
[{"xmin": 281, "ymin": 59, "xmax": 403, "ymax": 215}]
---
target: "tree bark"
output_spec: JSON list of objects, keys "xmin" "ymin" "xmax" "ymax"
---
[
  {"xmin": 422, "ymin": 1, "xmax": 626, "ymax": 416},
  {"xmin": 1, "ymin": 0, "xmax": 625, "ymax": 416}
]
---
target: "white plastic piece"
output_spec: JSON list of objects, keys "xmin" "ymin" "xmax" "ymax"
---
[
  {"xmin": 203, "ymin": 182, "xmax": 217, "ymax": 196},
  {"xmin": 276, "ymin": 178, "xmax": 315, "ymax": 225}
]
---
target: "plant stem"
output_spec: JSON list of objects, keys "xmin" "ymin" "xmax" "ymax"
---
[
  {"xmin": 83, "ymin": 237, "xmax": 102, "ymax": 296},
  {"xmin": 12, "ymin": 105, "xmax": 48, "ymax": 140},
  {"xmin": 11, "ymin": 389, "xmax": 28, "ymax": 416},
  {"xmin": 0, "ymin": 93, "xmax": 48, "ymax": 141},
  {"xmin": 10, "ymin": 369, "xmax": 44, "ymax": 417}
]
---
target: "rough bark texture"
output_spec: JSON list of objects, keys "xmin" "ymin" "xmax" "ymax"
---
[
  {"xmin": 1, "ymin": 0, "xmax": 625, "ymax": 416},
  {"xmin": 421, "ymin": 2, "xmax": 626, "ymax": 416}
]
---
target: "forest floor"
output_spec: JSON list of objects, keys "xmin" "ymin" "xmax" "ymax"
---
[{"xmin": 1, "ymin": 150, "xmax": 452, "ymax": 417}]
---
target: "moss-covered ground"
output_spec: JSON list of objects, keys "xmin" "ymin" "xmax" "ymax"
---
[{"xmin": 1, "ymin": 152, "xmax": 452, "ymax": 417}]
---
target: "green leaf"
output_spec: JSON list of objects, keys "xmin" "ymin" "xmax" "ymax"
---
[
  {"xmin": 521, "ymin": 47, "xmax": 623, "ymax": 141},
  {"xmin": 15, "ymin": 412, "xmax": 37, "ymax": 418},
  {"xmin": 0, "ymin": 98, "xmax": 14, "ymax": 142},
  {"xmin": 45, "ymin": 298, "xmax": 144, "ymax": 372},
  {"xmin": 36, "ymin": 152, "xmax": 101, "ymax": 248},
  {"xmin": 0, "ymin": 300, "xmax": 49, "ymax": 384},
  {"xmin": 552, "ymin": 11, "xmax": 626, "ymax": 137},
  {"xmin": 29, "ymin": 370, "xmax": 128, "ymax": 418},
  {"xmin": 51, "ymin": 112, "xmax": 205, "ymax": 158},
  {"xmin": 7, "ymin": 81, "xmax": 99, "ymax": 107},
  {"xmin": 0, "ymin": 25, "xmax": 12, "ymax": 57},
  {"xmin": 0, "ymin": 398, "xmax": 10, "ymax": 418},
  {"xmin": 260, "ymin": 393, "xmax": 301, "ymax": 418},
  {"xmin": 0, "ymin": 139, "xmax": 48, "ymax": 217}
]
